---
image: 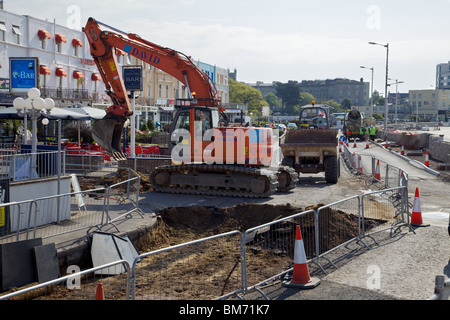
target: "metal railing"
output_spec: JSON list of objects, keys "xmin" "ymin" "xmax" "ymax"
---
[
  {"xmin": 0, "ymin": 186, "xmax": 413, "ymax": 300},
  {"xmin": 240, "ymin": 209, "xmax": 315, "ymax": 296},
  {"xmin": 0, "ymin": 150, "xmax": 63, "ymax": 182},
  {"xmin": 0, "ymin": 165, "xmax": 142, "ymax": 245},
  {"xmin": 131, "ymin": 230, "xmax": 242, "ymax": 300},
  {"xmin": 0, "ymin": 260, "xmax": 131, "ymax": 300}
]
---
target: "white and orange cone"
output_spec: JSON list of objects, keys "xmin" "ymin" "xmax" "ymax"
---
[
  {"xmin": 365, "ymin": 139, "xmax": 369, "ymax": 149},
  {"xmin": 282, "ymin": 225, "xmax": 320, "ymax": 289},
  {"xmin": 401, "ymin": 144, "xmax": 405, "ymax": 155},
  {"xmin": 374, "ymin": 160, "xmax": 381, "ymax": 180},
  {"xmin": 424, "ymin": 151, "xmax": 430, "ymax": 167},
  {"xmin": 411, "ymin": 187, "xmax": 428, "ymax": 227},
  {"xmin": 353, "ymin": 139, "xmax": 357, "ymax": 148}
]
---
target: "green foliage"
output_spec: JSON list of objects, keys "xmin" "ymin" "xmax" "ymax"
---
[{"xmin": 229, "ymin": 79, "xmax": 268, "ymax": 116}]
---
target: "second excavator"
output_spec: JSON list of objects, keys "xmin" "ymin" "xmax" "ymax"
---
[{"xmin": 83, "ymin": 18, "xmax": 297, "ymax": 197}]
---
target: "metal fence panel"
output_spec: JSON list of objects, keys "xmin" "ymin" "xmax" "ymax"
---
[
  {"xmin": 240, "ymin": 209, "xmax": 315, "ymax": 294},
  {"xmin": 361, "ymin": 186, "xmax": 409, "ymax": 239},
  {"xmin": 131, "ymin": 230, "xmax": 242, "ymax": 300}
]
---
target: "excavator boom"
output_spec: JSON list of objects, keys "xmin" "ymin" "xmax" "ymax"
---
[
  {"xmin": 83, "ymin": 18, "xmax": 219, "ymax": 160},
  {"xmin": 83, "ymin": 18, "xmax": 298, "ymax": 197}
]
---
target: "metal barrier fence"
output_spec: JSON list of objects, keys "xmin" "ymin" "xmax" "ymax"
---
[
  {"xmin": 0, "ymin": 150, "xmax": 63, "ymax": 182},
  {"xmin": 361, "ymin": 186, "xmax": 411, "ymax": 240},
  {"xmin": 0, "ymin": 186, "xmax": 412, "ymax": 300},
  {"xmin": 341, "ymin": 143, "xmax": 408, "ymax": 191},
  {"xmin": 0, "ymin": 164, "xmax": 142, "ymax": 245},
  {"xmin": 0, "ymin": 260, "xmax": 131, "ymax": 300},
  {"xmin": 240, "ymin": 209, "xmax": 315, "ymax": 296},
  {"xmin": 130, "ymin": 230, "xmax": 242, "ymax": 300},
  {"xmin": 314, "ymin": 196, "xmax": 363, "ymax": 270},
  {"xmin": 428, "ymin": 276, "xmax": 450, "ymax": 300}
]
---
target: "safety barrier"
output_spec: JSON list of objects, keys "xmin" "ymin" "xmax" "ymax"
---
[
  {"xmin": 0, "ymin": 165, "xmax": 142, "ymax": 244},
  {"xmin": 0, "ymin": 184, "xmax": 411, "ymax": 300},
  {"xmin": 130, "ymin": 230, "xmax": 242, "ymax": 300},
  {"xmin": 361, "ymin": 186, "xmax": 411, "ymax": 240},
  {"xmin": 341, "ymin": 142, "xmax": 408, "ymax": 191},
  {"xmin": 240, "ymin": 209, "xmax": 316, "ymax": 296},
  {"xmin": 428, "ymin": 276, "xmax": 450, "ymax": 300},
  {"xmin": 0, "ymin": 260, "xmax": 131, "ymax": 300}
]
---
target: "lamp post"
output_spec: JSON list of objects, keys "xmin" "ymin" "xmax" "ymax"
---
[
  {"xmin": 13, "ymin": 88, "xmax": 55, "ymax": 153},
  {"xmin": 388, "ymin": 78, "xmax": 404, "ymax": 124},
  {"xmin": 360, "ymin": 65, "xmax": 374, "ymax": 124},
  {"xmin": 369, "ymin": 42, "xmax": 389, "ymax": 140}
]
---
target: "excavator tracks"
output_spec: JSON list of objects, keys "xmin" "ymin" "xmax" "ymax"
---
[
  {"xmin": 276, "ymin": 165, "xmax": 298, "ymax": 192},
  {"xmin": 150, "ymin": 164, "xmax": 291, "ymax": 198}
]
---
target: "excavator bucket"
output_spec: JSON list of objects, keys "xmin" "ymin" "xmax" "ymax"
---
[{"xmin": 91, "ymin": 118, "xmax": 127, "ymax": 161}]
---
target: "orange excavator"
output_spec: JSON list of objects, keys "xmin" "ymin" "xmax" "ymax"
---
[{"xmin": 83, "ymin": 18, "xmax": 297, "ymax": 197}]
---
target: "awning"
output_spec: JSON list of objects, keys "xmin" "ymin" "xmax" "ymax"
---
[
  {"xmin": 55, "ymin": 68, "xmax": 67, "ymax": 77},
  {"xmin": 91, "ymin": 73, "xmax": 102, "ymax": 81},
  {"xmin": 72, "ymin": 38, "xmax": 83, "ymax": 47},
  {"xmin": 55, "ymin": 33, "xmax": 67, "ymax": 43},
  {"xmin": 38, "ymin": 29, "xmax": 51, "ymax": 39},
  {"xmin": 73, "ymin": 71, "xmax": 84, "ymax": 79},
  {"xmin": 39, "ymin": 65, "xmax": 51, "ymax": 75}
]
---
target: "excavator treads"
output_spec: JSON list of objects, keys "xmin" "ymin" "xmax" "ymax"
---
[
  {"xmin": 150, "ymin": 164, "xmax": 279, "ymax": 198},
  {"xmin": 92, "ymin": 118, "xmax": 127, "ymax": 161}
]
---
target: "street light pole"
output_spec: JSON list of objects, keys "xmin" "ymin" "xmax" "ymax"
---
[
  {"xmin": 388, "ymin": 78, "xmax": 404, "ymax": 124},
  {"xmin": 360, "ymin": 66, "xmax": 374, "ymax": 124},
  {"xmin": 369, "ymin": 42, "xmax": 389, "ymax": 141}
]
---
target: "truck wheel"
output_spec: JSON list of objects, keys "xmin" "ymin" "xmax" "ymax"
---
[{"xmin": 325, "ymin": 156, "xmax": 338, "ymax": 184}]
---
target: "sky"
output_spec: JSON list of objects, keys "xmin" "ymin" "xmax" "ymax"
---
[{"xmin": 6, "ymin": 0, "xmax": 450, "ymax": 95}]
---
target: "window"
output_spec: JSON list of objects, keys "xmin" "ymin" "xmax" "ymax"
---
[
  {"xmin": 12, "ymin": 25, "xmax": 21, "ymax": 44},
  {"xmin": 73, "ymin": 45, "xmax": 79, "ymax": 56},
  {"xmin": 0, "ymin": 22, "xmax": 6, "ymax": 41}
]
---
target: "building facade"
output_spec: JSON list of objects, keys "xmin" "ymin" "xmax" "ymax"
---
[
  {"xmin": 298, "ymin": 78, "xmax": 370, "ymax": 106},
  {"xmin": 0, "ymin": 9, "xmax": 230, "ymax": 119},
  {"xmin": 409, "ymin": 89, "xmax": 450, "ymax": 122},
  {"xmin": 0, "ymin": 10, "xmax": 110, "ymax": 107},
  {"xmin": 436, "ymin": 61, "xmax": 450, "ymax": 89}
]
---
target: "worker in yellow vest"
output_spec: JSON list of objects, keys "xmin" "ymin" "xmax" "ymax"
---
[{"xmin": 369, "ymin": 126, "xmax": 376, "ymax": 141}]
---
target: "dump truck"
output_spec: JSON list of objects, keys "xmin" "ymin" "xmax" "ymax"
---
[{"xmin": 280, "ymin": 103, "xmax": 340, "ymax": 183}]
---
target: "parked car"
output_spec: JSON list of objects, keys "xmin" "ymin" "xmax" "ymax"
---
[{"xmin": 287, "ymin": 123, "xmax": 297, "ymax": 130}]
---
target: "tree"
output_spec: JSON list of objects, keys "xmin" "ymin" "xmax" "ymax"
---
[
  {"xmin": 264, "ymin": 93, "xmax": 281, "ymax": 109},
  {"xmin": 275, "ymin": 81, "xmax": 300, "ymax": 109},
  {"xmin": 298, "ymin": 92, "xmax": 315, "ymax": 107},
  {"xmin": 341, "ymin": 98, "xmax": 352, "ymax": 110},
  {"xmin": 229, "ymin": 79, "xmax": 267, "ymax": 116}
]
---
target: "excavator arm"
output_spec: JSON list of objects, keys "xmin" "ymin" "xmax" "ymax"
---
[{"xmin": 83, "ymin": 17, "xmax": 219, "ymax": 160}]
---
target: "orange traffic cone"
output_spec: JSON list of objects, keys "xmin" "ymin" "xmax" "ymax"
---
[
  {"xmin": 411, "ymin": 188, "xmax": 428, "ymax": 227},
  {"xmin": 365, "ymin": 139, "xmax": 369, "ymax": 149},
  {"xmin": 353, "ymin": 139, "xmax": 357, "ymax": 148},
  {"xmin": 424, "ymin": 151, "xmax": 430, "ymax": 167},
  {"xmin": 401, "ymin": 145, "xmax": 405, "ymax": 155},
  {"xmin": 374, "ymin": 160, "xmax": 381, "ymax": 180},
  {"xmin": 282, "ymin": 225, "xmax": 320, "ymax": 289},
  {"xmin": 95, "ymin": 282, "xmax": 105, "ymax": 300}
]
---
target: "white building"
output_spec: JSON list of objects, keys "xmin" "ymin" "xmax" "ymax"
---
[{"xmin": 0, "ymin": 10, "xmax": 110, "ymax": 106}]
